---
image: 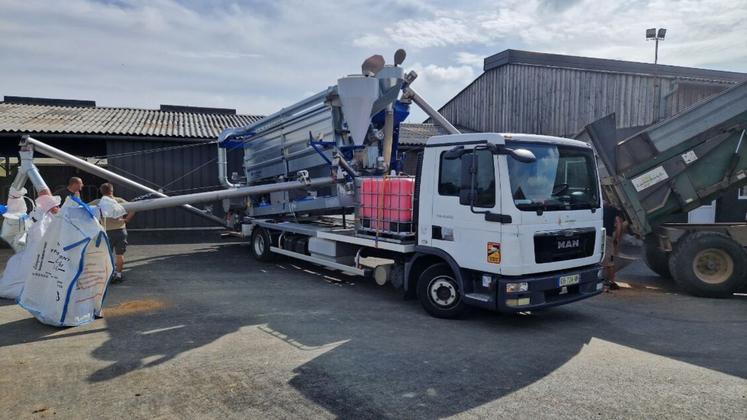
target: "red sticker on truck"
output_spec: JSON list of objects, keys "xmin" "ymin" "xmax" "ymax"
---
[{"xmin": 487, "ymin": 242, "xmax": 501, "ymax": 264}]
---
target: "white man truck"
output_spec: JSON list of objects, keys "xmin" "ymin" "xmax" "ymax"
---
[{"xmin": 11, "ymin": 52, "xmax": 606, "ymax": 318}]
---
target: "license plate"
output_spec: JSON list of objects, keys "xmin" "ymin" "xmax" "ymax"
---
[{"xmin": 558, "ymin": 274, "xmax": 580, "ymax": 287}]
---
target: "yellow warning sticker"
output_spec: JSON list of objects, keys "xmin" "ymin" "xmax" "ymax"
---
[{"xmin": 487, "ymin": 242, "xmax": 501, "ymax": 264}]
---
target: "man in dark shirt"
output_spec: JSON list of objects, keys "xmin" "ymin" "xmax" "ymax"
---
[
  {"xmin": 603, "ymin": 202, "xmax": 624, "ymax": 290},
  {"xmin": 56, "ymin": 177, "xmax": 84, "ymax": 203}
]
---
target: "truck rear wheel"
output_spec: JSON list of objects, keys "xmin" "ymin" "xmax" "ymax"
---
[
  {"xmin": 250, "ymin": 227, "xmax": 274, "ymax": 262},
  {"xmin": 643, "ymin": 235, "xmax": 671, "ymax": 278},
  {"xmin": 417, "ymin": 263, "xmax": 466, "ymax": 319},
  {"xmin": 668, "ymin": 232, "xmax": 747, "ymax": 297}
]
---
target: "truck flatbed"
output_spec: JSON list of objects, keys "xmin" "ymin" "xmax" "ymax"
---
[{"xmin": 253, "ymin": 219, "xmax": 416, "ymax": 253}]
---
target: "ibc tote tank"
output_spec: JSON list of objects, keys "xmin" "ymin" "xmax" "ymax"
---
[{"xmin": 357, "ymin": 176, "xmax": 415, "ymax": 237}]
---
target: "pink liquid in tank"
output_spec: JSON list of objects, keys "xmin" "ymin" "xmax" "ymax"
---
[{"xmin": 359, "ymin": 177, "xmax": 414, "ymax": 232}]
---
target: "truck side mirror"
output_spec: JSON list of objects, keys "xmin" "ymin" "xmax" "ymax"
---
[
  {"xmin": 506, "ymin": 147, "xmax": 536, "ymax": 163},
  {"xmin": 444, "ymin": 146, "xmax": 466, "ymax": 160}
]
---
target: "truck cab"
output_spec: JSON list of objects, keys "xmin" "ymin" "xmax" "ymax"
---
[{"xmin": 412, "ymin": 133, "xmax": 605, "ymax": 317}]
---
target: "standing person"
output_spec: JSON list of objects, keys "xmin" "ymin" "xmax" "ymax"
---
[
  {"xmin": 56, "ymin": 177, "xmax": 84, "ymax": 203},
  {"xmin": 603, "ymin": 202, "xmax": 624, "ymax": 290},
  {"xmin": 90, "ymin": 183, "xmax": 135, "ymax": 283}
]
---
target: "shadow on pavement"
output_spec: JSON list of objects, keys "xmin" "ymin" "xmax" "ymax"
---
[
  {"xmin": 87, "ymin": 244, "xmax": 253, "ymax": 383},
  {"xmin": 0, "ymin": 317, "xmax": 107, "ymax": 348},
  {"xmin": 74, "ymin": 241, "xmax": 745, "ymax": 418},
  {"xmin": 282, "ymin": 307, "xmax": 596, "ymax": 418}
]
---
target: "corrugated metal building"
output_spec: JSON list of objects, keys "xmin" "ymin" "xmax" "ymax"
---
[
  {"xmin": 437, "ymin": 49, "xmax": 747, "ymax": 137},
  {"xmin": 0, "ymin": 97, "xmax": 261, "ymax": 229},
  {"xmin": 431, "ymin": 49, "xmax": 747, "ymax": 223}
]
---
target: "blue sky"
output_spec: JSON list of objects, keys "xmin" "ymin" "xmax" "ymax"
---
[{"xmin": 1, "ymin": 0, "xmax": 745, "ymax": 121}]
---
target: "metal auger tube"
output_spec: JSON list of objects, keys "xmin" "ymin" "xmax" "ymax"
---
[
  {"xmin": 403, "ymin": 86, "xmax": 460, "ymax": 135},
  {"xmin": 120, "ymin": 176, "xmax": 337, "ymax": 213},
  {"xmin": 22, "ymin": 135, "xmax": 229, "ymax": 227}
]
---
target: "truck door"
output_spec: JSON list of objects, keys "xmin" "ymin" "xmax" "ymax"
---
[{"xmin": 428, "ymin": 145, "xmax": 503, "ymax": 273}]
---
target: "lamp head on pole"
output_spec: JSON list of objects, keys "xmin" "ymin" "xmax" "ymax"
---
[
  {"xmin": 645, "ymin": 27, "xmax": 667, "ymax": 40},
  {"xmin": 645, "ymin": 27, "xmax": 667, "ymax": 64}
]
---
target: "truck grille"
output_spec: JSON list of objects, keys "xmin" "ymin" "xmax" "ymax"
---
[{"xmin": 534, "ymin": 228, "xmax": 596, "ymax": 263}]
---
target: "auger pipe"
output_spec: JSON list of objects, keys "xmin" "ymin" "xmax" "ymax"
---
[
  {"xmin": 217, "ymin": 146, "xmax": 240, "ymax": 189},
  {"xmin": 400, "ymin": 71, "xmax": 460, "ymax": 135},
  {"xmin": 403, "ymin": 86, "xmax": 460, "ymax": 135},
  {"xmin": 22, "ymin": 135, "xmax": 229, "ymax": 227},
  {"xmin": 120, "ymin": 176, "xmax": 336, "ymax": 213}
]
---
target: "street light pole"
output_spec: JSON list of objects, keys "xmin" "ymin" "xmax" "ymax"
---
[{"xmin": 646, "ymin": 28, "xmax": 667, "ymax": 64}]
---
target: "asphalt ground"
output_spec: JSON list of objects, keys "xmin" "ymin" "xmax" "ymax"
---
[{"xmin": 0, "ymin": 237, "xmax": 745, "ymax": 419}]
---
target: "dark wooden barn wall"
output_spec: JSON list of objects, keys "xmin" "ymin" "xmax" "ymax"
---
[{"xmin": 105, "ymin": 139, "xmax": 244, "ymax": 229}]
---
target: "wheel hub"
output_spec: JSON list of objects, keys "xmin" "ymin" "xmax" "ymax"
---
[
  {"xmin": 429, "ymin": 277, "xmax": 457, "ymax": 307},
  {"xmin": 254, "ymin": 234, "xmax": 265, "ymax": 255},
  {"xmin": 693, "ymin": 248, "xmax": 734, "ymax": 285}
]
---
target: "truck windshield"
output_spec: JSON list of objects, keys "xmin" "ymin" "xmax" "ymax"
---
[{"xmin": 506, "ymin": 142, "xmax": 599, "ymax": 211}]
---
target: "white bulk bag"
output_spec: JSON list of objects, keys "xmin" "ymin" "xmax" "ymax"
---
[
  {"xmin": 0, "ymin": 213, "xmax": 31, "ymax": 252},
  {"xmin": 0, "ymin": 211, "xmax": 53, "ymax": 300},
  {"xmin": 18, "ymin": 200, "xmax": 114, "ymax": 327},
  {"xmin": 0, "ymin": 187, "xmax": 32, "ymax": 252},
  {"xmin": 0, "ymin": 193, "xmax": 60, "ymax": 300}
]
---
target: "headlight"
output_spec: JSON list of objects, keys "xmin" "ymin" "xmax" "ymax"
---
[{"xmin": 506, "ymin": 282, "xmax": 528, "ymax": 293}]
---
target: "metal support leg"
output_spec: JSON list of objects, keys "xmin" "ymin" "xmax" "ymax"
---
[{"xmin": 11, "ymin": 144, "xmax": 49, "ymax": 194}]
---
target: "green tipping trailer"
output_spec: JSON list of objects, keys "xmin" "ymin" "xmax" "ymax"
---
[{"xmin": 580, "ymin": 80, "xmax": 747, "ymax": 297}]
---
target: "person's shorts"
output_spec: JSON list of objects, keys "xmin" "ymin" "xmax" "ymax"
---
[
  {"xmin": 603, "ymin": 235, "xmax": 615, "ymax": 268},
  {"xmin": 107, "ymin": 228, "xmax": 128, "ymax": 255}
]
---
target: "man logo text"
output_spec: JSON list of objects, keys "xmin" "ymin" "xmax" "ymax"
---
[{"xmin": 557, "ymin": 239, "xmax": 579, "ymax": 249}]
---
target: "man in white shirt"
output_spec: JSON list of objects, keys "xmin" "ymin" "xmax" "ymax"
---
[{"xmin": 90, "ymin": 183, "xmax": 135, "ymax": 283}]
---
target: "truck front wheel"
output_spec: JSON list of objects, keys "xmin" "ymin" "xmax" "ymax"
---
[
  {"xmin": 668, "ymin": 232, "xmax": 747, "ymax": 297},
  {"xmin": 250, "ymin": 227, "xmax": 274, "ymax": 262},
  {"xmin": 417, "ymin": 263, "xmax": 466, "ymax": 319}
]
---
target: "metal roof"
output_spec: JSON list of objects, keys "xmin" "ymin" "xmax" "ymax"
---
[
  {"xmin": 0, "ymin": 102, "xmax": 263, "ymax": 140},
  {"xmin": 484, "ymin": 49, "xmax": 747, "ymax": 82},
  {"xmin": 0, "ymin": 101, "xmax": 451, "ymax": 146},
  {"xmin": 398, "ymin": 123, "xmax": 450, "ymax": 146}
]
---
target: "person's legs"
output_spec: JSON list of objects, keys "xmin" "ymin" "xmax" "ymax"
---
[
  {"xmin": 115, "ymin": 254, "xmax": 124, "ymax": 273},
  {"xmin": 108, "ymin": 229, "xmax": 127, "ymax": 282},
  {"xmin": 603, "ymin": 236, "xmax": 619, "ymax": 289}
]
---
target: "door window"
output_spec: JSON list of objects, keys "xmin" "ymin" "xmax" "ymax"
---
[
  {"xmin": 438, "ymin": 149, "xmax": 495, "ymax": 208},
  {"xmin": 438, "ymin": 152, "xmax": 460, "ymax": 196}
]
